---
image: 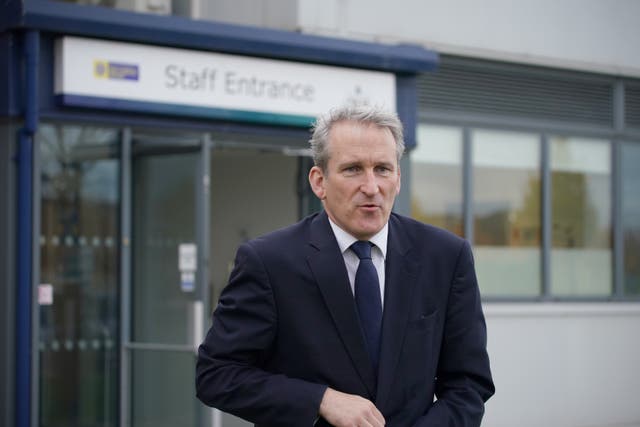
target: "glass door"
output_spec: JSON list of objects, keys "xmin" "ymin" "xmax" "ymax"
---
[{"xmin": 123, "ymin": 132, "xmax": 210, "ymax": 427}]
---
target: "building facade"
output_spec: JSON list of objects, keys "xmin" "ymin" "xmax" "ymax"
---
[
  {"xmin": 0, "ymin": 2, "xmax": 437, "ymax": 427},
  {"xmin": 289, "ymin": 2, "xmax": 640, "ymax": 426},
  {"xmin": 2, "ymin": 1, "xmax": 640, "ymax": 427}
]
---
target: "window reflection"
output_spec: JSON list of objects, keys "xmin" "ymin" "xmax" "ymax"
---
[
  {"xmin": 472, "ymin": 130, "xmax": 541, "ymax": 296},
  {"xmin": 38, "ymin": 125, "xmax": 120, "ymax": 427},
  {"xmin": 622, "ymin": 142, "xmax": 640, "ymax": 295},
  {"xmin": 411, "ymin": 125, "xmax": 463, "ymax": 236},
  {"xmin": 551, "ymin": 136, "xmax": 612, "ymax": 295}
]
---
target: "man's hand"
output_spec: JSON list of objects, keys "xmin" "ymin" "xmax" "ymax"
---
[{"xmin": 318, "ymin": 387, "xmax": 385, "ymax": 427}]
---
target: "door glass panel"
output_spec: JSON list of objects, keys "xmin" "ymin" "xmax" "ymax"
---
[
  {"xmin": 38, "ymin": 124, "xmax": 120, "ymax": 427},
  {"xmin": 132, "ymin": 151, "xmax": 197, "ymax": 345},
  {"xmin": 130, "ymin": 145, "xmax": 202, "ymax": 427},
  {"xmin": 210, "ymin": 148, "xmax": 299, "ymax": 303},
  {"xmin": 210, "ymin": 147, "xmax": 299, "ymax": 426},
  {"xmin": 131, "ymin": 350, "xmax": 197, "ymax": 427}
]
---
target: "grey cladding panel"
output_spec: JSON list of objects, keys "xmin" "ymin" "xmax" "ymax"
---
[{"xmin": 418, "ymin": 56, "xmax": 615, "ymax": 127}]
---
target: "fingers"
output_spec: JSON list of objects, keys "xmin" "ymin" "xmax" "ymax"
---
[{"xmin": 318, "ymin": 387, "xmax": 385, "ymax": 427}]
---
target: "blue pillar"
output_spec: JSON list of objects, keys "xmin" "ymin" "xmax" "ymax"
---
[{"xmin": 16, "ymin": 29, "xmax": 39, "ymax": 427}]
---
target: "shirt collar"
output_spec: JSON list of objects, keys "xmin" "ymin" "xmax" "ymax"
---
[{"xmin": 327, "ymin": 216, "xmax": 388, "ymax": 259}]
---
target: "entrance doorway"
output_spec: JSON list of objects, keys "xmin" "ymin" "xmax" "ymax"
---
[
  {"xmin": 36, "ymin": 124, "xmax": 315, "ymax": 427},
  {"xmin": 123, "ymin": 132, "xmax": 211, "ymax": 427},
  {"xmin": 123, "ymin": 130, "xmax": 314, "ymax": 427}
]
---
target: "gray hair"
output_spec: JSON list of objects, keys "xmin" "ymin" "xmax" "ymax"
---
[{"xmin": 309, "ymin": 104, "xmax": 405, "ymax": 171}]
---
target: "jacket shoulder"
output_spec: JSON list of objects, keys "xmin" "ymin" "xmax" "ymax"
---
[{"xmin": 245, "ymin": 213, "xmax": 317, "ymax": 252}]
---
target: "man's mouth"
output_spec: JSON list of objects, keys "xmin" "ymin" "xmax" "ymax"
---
[{"xmin": 359, "ymin": 204, "xmax": 379, "ymax": 210}]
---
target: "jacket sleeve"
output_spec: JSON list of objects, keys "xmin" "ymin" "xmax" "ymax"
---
[
  {"xmin": 196, "ymin": 242, "xmax": 327, "ymax": 426},
  {"xmin": 413, "ymin": 240, "xmax": 495, "ymax": 427}
]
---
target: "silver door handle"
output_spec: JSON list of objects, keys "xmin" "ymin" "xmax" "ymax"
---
[{"xmin": 190, "ymin": 300, "xmax": 204, "ymax": 355}]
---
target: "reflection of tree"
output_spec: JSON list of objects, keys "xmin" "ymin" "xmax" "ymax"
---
[
  {"xmin": 624, "ymin": 230, "xmax": 640, "ymax": 294},
  {"xmin": 474, "ymin": 172, "xmax": 541, "ymax": 247},
  {"xmin": 411, "ymin": 196, "xmax": 463, "ymax": 236},
  {"xmin": 510, "ymin": 174, "xmax": 541, "ymax": 246},
  {"xmin": 474, "ymin": 205, "xmax": 508, "ymax": 245},
  {"xmin": 39, "ymin": 125, "xmax": 119, "ymax": 426},
  {"xmin": 551, "ymin": 172, "xmax": 607, "ymax": 248},
  {"xmin": 410, "ymin": 163, "xmax": 463, "ymax": 236}
]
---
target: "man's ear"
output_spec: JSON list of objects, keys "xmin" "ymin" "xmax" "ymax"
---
[{"xmin": 308, "ymin": 166, "xmax": 326, "ymax": 200}]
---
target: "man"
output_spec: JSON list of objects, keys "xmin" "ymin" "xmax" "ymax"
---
[{"xmin": 196, "ymin": 104, "xmax": 494, "ymax": 426}]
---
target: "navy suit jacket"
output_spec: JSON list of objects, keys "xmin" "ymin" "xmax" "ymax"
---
[{"xmin": 196, "ymin": 211, "xmax": 494, "ymax": 426}]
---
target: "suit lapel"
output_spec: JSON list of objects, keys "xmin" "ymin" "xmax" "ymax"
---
[
  {"xmin": 306, "ymin": 212, "xmax": 377, "ymax": 398},
  {"xmin": 375, "ymin": 215, "xmax": 420, "ymax": 408}
]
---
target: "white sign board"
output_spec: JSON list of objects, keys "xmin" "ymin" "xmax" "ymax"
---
[
  {"xmin": 178, "ymin": 243, "xmax": 197, "ymax": 272},
  {"xmin": 54, "ymin": 36, "xmax": 396, "ymax": 125},
  {"xmin": 38, "ymin": 284, "xmax": 54, "ymax": 306}
]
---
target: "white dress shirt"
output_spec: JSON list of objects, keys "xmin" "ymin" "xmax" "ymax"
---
[{"xmin": 327, "ymin": 218, "xmax": 388, "ymax": 306}]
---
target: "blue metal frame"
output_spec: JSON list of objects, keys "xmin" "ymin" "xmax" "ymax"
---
[
  {"xmin": 0, "ymin": 0, "xmax": 21, "ymax": 31},
  {"xmin": 2, "ymin": 0, "xmax": 437, "ymax": 138},
  {"xmin": 541, "ymin": 134, "xmax": 551, "ymax": 299},
  {"xmin": 1, "ymin": 4, "xmax": 439, "ymax": 427},
  {"xmin": 0, "ymin": 32, "xmax": 21, "ymax": 117},
  {"xmin": 3, "ymin": 0, "xmax": 437, "ymax": 73},
  {"xmin": 16, "ymin": 29, "xmax": 38, "ymax": 427},
  {"xmin": 56, "ymin": 95, "xmax": 316, "ymax": 128},
  {"xmin": 396, "ymin": 75, "xmax": 418, "ymax": 149},
  {"xmin": 613, "ymin": 80, "xmax": 625, "ymax": 298}
]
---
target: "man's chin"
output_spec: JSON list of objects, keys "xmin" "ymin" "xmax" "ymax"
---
[{"xmin": 352, "ymin": 221, "xmax": 385, "ymax": 240}]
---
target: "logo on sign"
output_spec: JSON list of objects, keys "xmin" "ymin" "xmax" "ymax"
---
[{"xmin": 93, "ymin": 60, "xmax": 139, "ymax": 81}]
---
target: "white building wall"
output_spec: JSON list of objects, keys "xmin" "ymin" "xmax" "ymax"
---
[
  {"xmin": 193, "ymin": 2, "xmax": 640, "ymax": 427},
  {"xmin": 484, "ymin": 304, "xmax": 640, "ymax": 427},
  {"xmin": 296, "ymin": 0, "xmax": 640, "ymax": 77},
  {"xmin": 201, "ymin": 0, "xmax": 640, "ymax": 75}
]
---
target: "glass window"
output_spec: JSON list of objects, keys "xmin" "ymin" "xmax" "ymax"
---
[
  {"xmin": 38, "ymin": 124, "xmax": 120, "ymax": 427},
  {"xmin": 622, "ymin": 142, "xmax": 640, "ymax": 296},
  {"xmin": 472, "ymin": 130, "xmax": 541, "ymax": 297},
  {"xmin": 51, "ymin": 0, "xmax": 172, "ymax": 15},
  {"xmin": 550, "ymin": 136, "xmax": 612, "ymax": 296},
  {"xmin": 411, "ymin": 125, "xmax": 464, "ymax": 236}
]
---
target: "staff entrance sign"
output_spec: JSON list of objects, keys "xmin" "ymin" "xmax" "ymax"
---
[{"xmin": 54, "ymin": 36, "xmax": 397, "ymax": 126}]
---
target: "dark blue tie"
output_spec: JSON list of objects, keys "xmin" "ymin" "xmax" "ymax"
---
[{"xmin": 351, "ymin": 241, "xmax": 382, "ymax": 374}]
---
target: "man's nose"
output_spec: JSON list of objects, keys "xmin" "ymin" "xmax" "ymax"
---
[{"xmin": 360, "ymin": 170, "xmax": 379, "ymax": 195}]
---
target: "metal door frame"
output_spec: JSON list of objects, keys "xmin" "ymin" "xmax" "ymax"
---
[{"xmin": 119, "ymin": 128, "xmax": 212, "ymax": 427}]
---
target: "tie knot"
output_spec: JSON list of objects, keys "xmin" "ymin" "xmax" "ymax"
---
[{"xmin": 351, "ymin": 241, "xmax": 373, "ymax": 260}]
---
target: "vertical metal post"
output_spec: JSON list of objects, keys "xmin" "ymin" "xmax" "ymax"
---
[
  {"xmin": 541, "ymin": 135, "xmax": 551, "ymax": 299},
  {"xmin": 613, "ymin": 79, "xmax": 625, "ymax": 133},
  {"xmin": 396, "ymin": 156, "xmax": 412, "ymax": 216},
  {"xmin": 197, "ymin": 134, "xmax": 213, "ymax": 426},
  {"xmin": 612, "ymin": 139, "xmax": 623, "ymax": 298},
  {"xmin": 198, "ymin": 134, "xmax": 211, "ymax": 318},
  {"xmin": 119, "ymin": 127, "xmax": 132, "ymax": 427},
  {"xmin": 17, "ymin": 29, "xmax": 39, "ymax": 427},
  {"xmin": 17, "ymin": 125, "xmax": 33, "ymax": 427},
  {"xmin": 612, "ymin": 80, "xmax": 625, "ymax": 298},
  {"xmin": 395, "ymin": 74, "xmax": 418, "ymax": 217},
  {"xmin": 462, "ymin": 128, "xmax": 473, "ymax": 245},
  {"xmin": 30, "ymin": 113, "xmax": 41, "ymax": 427}
]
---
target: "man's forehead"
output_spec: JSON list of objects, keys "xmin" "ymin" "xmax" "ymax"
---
[{"xmin": 329, "ymin": 120, "xmax": 389, "ymax": 135}]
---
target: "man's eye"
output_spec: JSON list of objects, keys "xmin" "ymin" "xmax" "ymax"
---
[{"xmin": 344, "ymin": 166, "xmax": 360, "ymax": 173}]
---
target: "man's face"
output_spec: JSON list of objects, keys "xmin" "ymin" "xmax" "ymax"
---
[{"xmin": 309, "ymin": 120, "xmax": 401, "ymax": 240}]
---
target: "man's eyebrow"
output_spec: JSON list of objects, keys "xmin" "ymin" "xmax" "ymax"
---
[
  {"xmin": 376, "ymin": 161, "xmax": 396, "ymax": 168},
  {"xmin": 337, "ymin": 160, "xmax": 362, "ymax": 168}
]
